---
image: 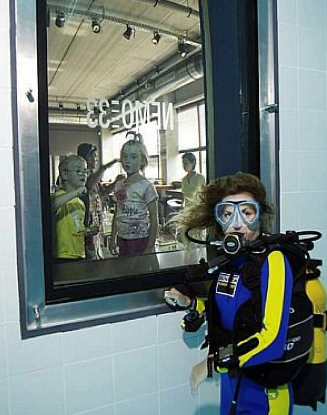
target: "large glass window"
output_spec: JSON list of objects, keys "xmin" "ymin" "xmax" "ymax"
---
[{"xmin": 43, "ymin": 0, "xmax": 208, "ymax": 303}]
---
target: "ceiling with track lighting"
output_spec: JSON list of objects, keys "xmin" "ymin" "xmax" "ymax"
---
[{"xmin": 46, "ymin": 0, "xmax": 203, "ymax": 122}]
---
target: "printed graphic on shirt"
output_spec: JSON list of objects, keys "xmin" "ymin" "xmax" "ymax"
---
[{"xmin": 216, "ymin": 272, "xmax": 240, "ymax": 297}]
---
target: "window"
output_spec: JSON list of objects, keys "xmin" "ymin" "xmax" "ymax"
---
[
  {"xmin": 43, "ymin": 0, "xmax": 209, "ymax": 306},
  {"xmin": 13, "ymin": 0, "xmax": 275, "ymax": 336}
]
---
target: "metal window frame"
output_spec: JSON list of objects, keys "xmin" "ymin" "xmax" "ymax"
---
[
  {"xmin": 11, "ymin": 0, "xmax": 211, "ymax": 338},
  {"xmin": 12, "ymin": 0, "xmax": 278, "ymax": 338},
  {"xmin": 257, "ymin": 0, "xmax": 280, "ymax": 231}
]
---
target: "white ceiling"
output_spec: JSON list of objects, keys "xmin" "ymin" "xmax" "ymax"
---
[{"xmin": 47, "ymin": 0, "xmax": 202, "ymax": 114}]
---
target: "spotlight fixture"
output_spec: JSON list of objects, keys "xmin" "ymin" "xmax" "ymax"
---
[
  {"xmin": 55, "ymin": 11, "xmax": 65, "ymax": 28},
  {"xmin": 152, "ymin": 31, "xmax": 161, "ymax": 45},
  {"xmin": 178, "ymin": 41, "xmax": 189, "ymax": 58},
  {"xmin": 92, "ymin": 20, "xmax": 101, "ymax": 34},
  {"xmin": 123, "ymin": 25, "xmax": 132, "ymax": 40}
]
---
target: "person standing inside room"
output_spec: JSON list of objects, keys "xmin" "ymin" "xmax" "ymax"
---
[
  {"xmin": 109, "ymin": 134, "xmax": 159, "ymax": 256},
  {"xmin": 181, "ymin": 152, "xmax": 205, "ymax": 205},
  {"xmin": 52, "ymin": 155, "xmax": 87, "ymax": 261},
  {"xmin": 77, "ymin": 143, "xmax": 123, "ymax": 259}
]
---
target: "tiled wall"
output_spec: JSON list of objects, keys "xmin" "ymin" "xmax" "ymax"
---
[
  {"xmin": 1, "ymin": 0, "xmax": 326, "ymax": 414},
  {"xmin": 278, "ymin": 1, "xmax": 327, "ymax": 411},
  {"xmin": 1, "ymin": 314, "xmax": 219, "ymax": 415},
  {"xmin": 278, "ymin": 0, "xmax": 327, "ymax": 286}
]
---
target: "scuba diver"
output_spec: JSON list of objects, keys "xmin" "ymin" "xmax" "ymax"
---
[{"xmin": 164, "ymin": 172, "xmax": 326, "ymax": 415}]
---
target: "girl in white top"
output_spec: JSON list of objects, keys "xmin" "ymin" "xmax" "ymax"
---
[{"xmin": 109, "ymin": 134, "xmax": 159, "ymax": 256}]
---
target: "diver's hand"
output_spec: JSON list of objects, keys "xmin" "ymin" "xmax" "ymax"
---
[
  {"xmin": 164, "ymin": 287, "xmax": 192, "ymax": 308},
  {"xmin": 190, "ymin": 358, "xmax": 208, "ymax": 393}
]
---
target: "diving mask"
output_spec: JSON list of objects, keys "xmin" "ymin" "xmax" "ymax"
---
[{"xmin": 213, "ymin": 200, "xmax": 260, "ymax": 232}]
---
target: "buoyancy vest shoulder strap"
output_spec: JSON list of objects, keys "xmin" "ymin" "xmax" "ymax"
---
[
  {"xmin": 240, "ymin": 253, "xmax": 263, "ymax": 322},
  {"xmin": 203, "ymin": 264, "xmax": 235, "ymax": 352}
]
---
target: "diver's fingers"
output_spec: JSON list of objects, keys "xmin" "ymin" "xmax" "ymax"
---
[{"xmin": 164, "ymin": 291, "xmax": 178, "ymax": 306}]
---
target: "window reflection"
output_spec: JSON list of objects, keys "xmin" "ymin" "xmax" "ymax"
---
[{"xmin": 47, "ymin": 0, "xmax": 207, "ymax": 284}]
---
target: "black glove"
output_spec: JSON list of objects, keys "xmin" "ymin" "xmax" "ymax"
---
[{"xmin": 182, "ymin": 310, "xmax": 205, "ymax": 332}]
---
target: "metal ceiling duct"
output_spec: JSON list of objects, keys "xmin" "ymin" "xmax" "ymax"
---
[
  {"xmin": 123, "ymin": 51, "xmax": 203, "ymax": 103},
  {"xmin": 131, "ymin": 0, "xmax": 200, "ymax": 19}
]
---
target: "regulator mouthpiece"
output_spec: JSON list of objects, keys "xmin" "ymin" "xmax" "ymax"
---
[{"xmin": 222, "ymin": 232, "xmax": 246, "ymax": 255}]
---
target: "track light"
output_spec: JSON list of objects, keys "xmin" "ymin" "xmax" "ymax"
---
[
  {"xmin": 178, "ymin": 41, "xmax": 189, "ymax": 58},
  {"xmin": 55, "ymin": 11, "xmax": 65, "ymax": 28},
  {"xmin": 123, "ymin": 25, "xmax": 132, "ymax": 40},
  {"xmin": 92, "ymin": 20, "xmax": 101, "ymax": 34},
  {"xmin": 152, "ymin": 31, "xmax": 161, "ymax": 45}
]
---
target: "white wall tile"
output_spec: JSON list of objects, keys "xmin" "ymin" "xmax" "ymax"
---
[
  {"xmin": 278, "ymin": 65, "xmax": 299, "ymax": 109},
  {"xmin": 297, "ymin": 0, "xmax": 326, "ymax": 32},
  {"xmin": 0, "ymin": 26, "xmax": 10, "ymax": 88},
  {"xmin": 0, "ymin": 0, "xmax": 9, "ymax": 32},
  {"xmin": 0, "ymin": 208, "xmax": 16, "ymax": 265},
  {"xmin": 64, "ymin": 357, "xmax": 114, "ymax": 415},
  {"xmin": 277, "ymin": 0, "xmax": 297, "ymax": 25},
  {"xmin": 112, "ymin": 315, "xmax": 157, "ymax": 353},
  {"xmin": 280, "ymin": 151, "xmax": 299, "ymax": 191},
  {"xmin": 299, "ymin": 69, "xmax": 326, "ymax": 111},
  {"xmin": 0, "ymin": 378, "xmax": 9, "ymax": 415},
  {"xmin": 279, "ymin": 109, "xmax": 298, "ymax": 151},
  {"xmin": 279, "ymin": 193, "xmax": 301, "ymax": 231},
  {"xmin": 158, "ymin": 339, "xmax": 198, "ymax": 390},
  {"xmin": 73, "ymin": 405, "xmax": 115, "ymax": 415},
  {"xmin": 278, "ymin": 23, "xmax": 298, "ymax": 66},
  {"xmin": 299, "ymin": 151, "xmax": 327, "ymax": 191},
  {"xmin": 0, "ymin": 279, "xmax": 4, "ymax": 324},
  {"xmin": 2, "ymin": 263, "xmax": 19, "ymax": 323},
  {"xmin": 9, "ymin": 368, "xmax": 65, "ymax": 415},
  {"xmin": 0, "ymin": 325, "xmax": 8, "ymax": 379},
  {"xmin": 298, "ymin": 110, "xmax": 327, "ymax": 151},
  {"xmin": 115, "ymin": 393, "xmax": 159, "ymax": 415},
  {"xmin": 0, "ymin": 89, "xmax": 12, "ymax": 148},
  {"xmin": 61, "ymin": 324, "xmax": 112, "ymax": 364},
  {"xmin": 298, "ymin": 191, "xmax": 327, "ymax": 229},
  {"xmin": 158, "ymin": 310, "xmax": 188, "ymax": 343},
  {"xmin": 6, "ymin": 322, "xmax": 62, "ymax": 375},
  {"xmin": 198, "ymin": 375, "xmax": 221, "ymax": 415},
  {"xmin": 113, "ymin": 346, "xmax": 158, "ymax": 402},
  {"xmin": 298, "ymin": 28, "xmax": 326, "ymax": 71},
  {"xmin": 0, "ymin": 147, "xmax": 14, "ymax": 207},
  {"xmin": 160, "ymin": 384, "xmax": 199, "ymax": 415}
]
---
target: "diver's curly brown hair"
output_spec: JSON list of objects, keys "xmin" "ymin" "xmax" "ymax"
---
[{"xmin": 175, "ymin": 172, "xmax": 274, "ymax": 240}]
